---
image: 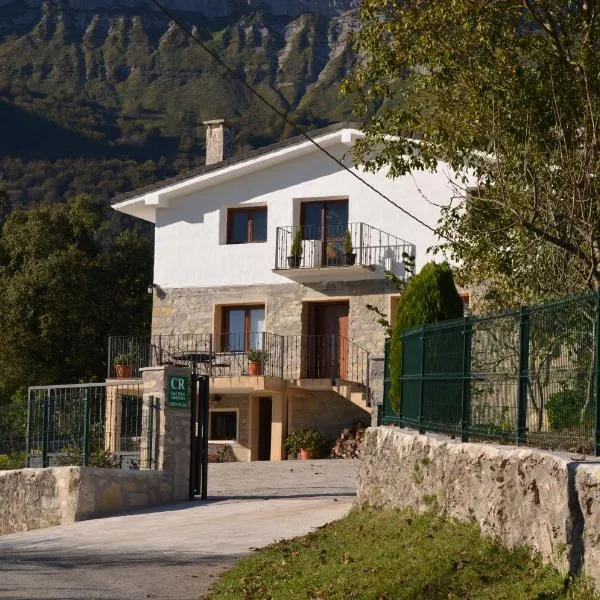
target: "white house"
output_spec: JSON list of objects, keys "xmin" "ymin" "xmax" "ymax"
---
[{"xmin": 111, "ymin": 120, "xmax": 459, "ymax": 461}]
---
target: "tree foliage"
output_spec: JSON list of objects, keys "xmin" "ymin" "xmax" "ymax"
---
[
  {"xmin": 389, "ymin": 262, "xmax": 464, "ymax": 411},
  {"xmin": 0, "ymin": 195, "xmax": 152, "ymax": 405},
  {"xmin": 343, "ymin": 1, "xmax": 600, "ymax": 305}
]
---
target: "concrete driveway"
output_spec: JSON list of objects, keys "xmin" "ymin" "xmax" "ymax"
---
[{"xmin": 0, "ymin": 460, "xmax": 358, "ymax": 600}]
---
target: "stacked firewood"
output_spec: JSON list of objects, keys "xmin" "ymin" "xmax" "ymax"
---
[{"xmin": 330, "ymin": 423, "xmax": 366, "ymax": 459}]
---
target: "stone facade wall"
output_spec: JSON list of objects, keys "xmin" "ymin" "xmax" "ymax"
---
[
  {"xmin": 0, "ymin": 467, "xmax": 178, "ymax": 537},
  {"xmin": 141, "ymin": 366, "xmax": 191, "ymax": 500},
  {"xmin": 208, "ymin": 394, "xmax": 250, "ymax": 461},
  {"xmin": 288, "ymin": 390, "xmax": 370, "ymax": 442},
  {"xmin": 358, "ymin": 427, "xmax": 600, "ymax": 582},
  {"xmin": 152, "ymin": 280, "xmax": 396, "ymax": 355},
  {"xmin": 367, "ymin": 353, "xmax": 385, "ymax": 426}
]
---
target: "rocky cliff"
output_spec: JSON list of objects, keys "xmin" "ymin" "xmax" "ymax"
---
[{"xmin": 0, "ymin": 0, "xmax": 359, "ymax": 207}]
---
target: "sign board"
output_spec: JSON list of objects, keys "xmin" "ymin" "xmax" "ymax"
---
[{"xmin": 167, "ymin": 375, "xmax": 190, "ymax": 408}]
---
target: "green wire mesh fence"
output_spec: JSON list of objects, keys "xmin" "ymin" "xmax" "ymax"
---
[
  {"xmin": 382, "ymin": 292, "xmax": 600, "ymax": 455},
  {"xmin": 22, "ymin": 382, "xmax": 144, "ymax": 469}
]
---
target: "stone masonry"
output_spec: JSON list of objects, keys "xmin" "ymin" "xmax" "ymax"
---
[
  {"xmin": 0, "ymin": 467, "xmax": 176, "ymax": 536},
  {"xmin": 141, "ymin": 366, "xmax": 192, "ymax": 501},
  {"xmin": 152, "ymin": 279, "xmax": 396, "ymax": 355},
  {"xmin": 358, "ymin": 427, "xmax": 600, "ymax": 583}
]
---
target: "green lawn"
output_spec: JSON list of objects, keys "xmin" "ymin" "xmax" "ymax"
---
[{"xmin": 206, "ymin": 508, "xmax": 598, "ymax": 600}]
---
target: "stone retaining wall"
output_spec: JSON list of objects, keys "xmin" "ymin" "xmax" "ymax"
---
[
  {"xmin": 0, "ymin": 467, "xmax": 181, "ymax": 536},
  {"xmin": 358, "ymin": 427, "xmax": 600, "ymax": 582}
]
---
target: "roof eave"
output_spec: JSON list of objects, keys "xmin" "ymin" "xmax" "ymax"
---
[{"xmin": 112, "ymin": 127, "xmax": 363, "ymax": 221}]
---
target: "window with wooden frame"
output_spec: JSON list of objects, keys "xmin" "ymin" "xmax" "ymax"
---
[
  {"xmin": 226, "ymin": 207, "xmax": 267, "ymax": 244},
  {"xmin": 209, "ymin": 410, "xmax": 238, "ymax": 441},
  {"xmin": 222, "ymin": 305, "xmax": 265, "ymax": 352}
]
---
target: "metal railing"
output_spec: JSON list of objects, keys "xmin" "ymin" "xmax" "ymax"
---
[
  {"xmin": 382, "ymin": 291, "xmax": 600, "ymax": 455},
  {"xmin": 274, "ymin": 222, "xmax": 414, "ymax": 278},
  {"xmin": 282, "ymin": 334, "xmax": 370, "ymax": 388},
  {"xmin": 108, "ymin": 332, "xmax": 371, "ymax": 398},
  {"xmin": 25, "ymin": 382, "xmax": 144, "ymax": 469}
]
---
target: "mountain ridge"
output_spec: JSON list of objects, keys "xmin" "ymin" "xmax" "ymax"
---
[{"xmin": 0, "ymin": 0, "xmax": 359, "ymax": 211}]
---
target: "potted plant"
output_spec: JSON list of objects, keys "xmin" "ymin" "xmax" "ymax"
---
[
  {"xmin": 284, "ymin": 427, "xmax": 325, "ymax": 460},
  {"xmin": 287, "ymin": 228, "xmax": 303, "ymax": 268},
  {"xmin": 342, "ymin": 230, "xmax": 356, "ymax": 265},
  {"xmin": 113, "ymin": 352, "xmax": 136, "ymax": 378},
  {"xmin": 246, "ymin": 349, "xmax": 268, "ymax": 376}
]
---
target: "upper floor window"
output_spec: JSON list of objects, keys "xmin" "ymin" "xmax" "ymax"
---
[
  {"xmin": 300, "ymin": 199, "xmax": 348, "ymax": 241},
  {"xmin": 227, "ymin": 207, "xmax": 267, "ymax": 244}
]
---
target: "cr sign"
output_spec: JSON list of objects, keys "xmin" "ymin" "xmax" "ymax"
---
[{"xmin": 167, "ymin": 375, "xmax": 189, "ymax": 408}]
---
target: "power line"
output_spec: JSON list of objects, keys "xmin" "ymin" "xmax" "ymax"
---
[{"xmin": 149, "ymin": 0, "xmax": 444, "ymax": 238}]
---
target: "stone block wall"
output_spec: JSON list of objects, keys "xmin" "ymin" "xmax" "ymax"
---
[
  {"xmin": 0, "ymin": 467, "xmax": 179, "ymax": 537},
  {"xmin": 358, "ymin": 427, "xmax": 600, "ymax": 583},
  {"xmin": 367, "ymin": 353, "xmax": 385, "ymax": 426},
  {"xmin": 152, "ymin": 280, "xmax": 396, "ymax": 355},
  {"xmin": 288, "ymin": 390, "xmax": 370, "ymax": 442}
]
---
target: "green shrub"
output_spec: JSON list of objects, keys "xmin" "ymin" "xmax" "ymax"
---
[
  {"xmin": 284, "ymin": 428, "xmax": 326, "ymax": 456},
  {"xmin": 546, "ymin": 388, "xmax": 591, "ymax": 431},
  {"xmin": 57, "ymin": 446, "xmax": 121, "ymax": 468},
  {"xmin": 389, "ymin": 262, "xmax": 464, "ymax": 412},
  {"xmin": 290, "ymin": 229, "xmax": 303, "ymax": 258},
  {"xmin": 0, "ymin": 452, "xmax": 25, "ymax": 470}
]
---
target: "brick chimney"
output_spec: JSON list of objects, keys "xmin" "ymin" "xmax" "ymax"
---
[{"xmin": 203, "ymin": 119, "xmax": 233, "ymax": 165}]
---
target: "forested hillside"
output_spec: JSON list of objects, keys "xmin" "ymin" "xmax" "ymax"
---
[{"xmin": 0, "ymin": 0, "xmax": 358, "ymax": 211}]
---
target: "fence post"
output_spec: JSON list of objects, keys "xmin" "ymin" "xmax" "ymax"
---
[
  {"xmin": 82, "ymin": 392, "xmax": 90, "ymax": 467},
  {"xmin": 461, "ymin": 317, "xmax": 472, "ymax": 443},
  {"xmin": 107, "ymin": 335, "xmax": 112, "ymax": 378},
  {"xmin": 517, "ymin": 306, "xmax": 530, "ymax": 446},
  {"xmin": 418, "ymin": 327, "xmax": 426, "ymax": 434},
  {"xmin": 279, "ymin": 335, "xmax": 285, "ymax": 379},
  {"xmin": 147, "ymin": 395, "xmax": 155, "ymax": 469},
  {"xmin": 25, "ymin": 388, "xmax": 32, "ymax": 467},
  {"xmin": 42, "ymin": 391, "xmax": 50, "ymax": 468},
  {"xmin": 595, "ymin": 290, "xmax": 600, "ymax": 456}
]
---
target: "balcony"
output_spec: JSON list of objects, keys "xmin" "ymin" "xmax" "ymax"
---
[
  {"xmin": 107, "ymin": 333, "xmax": 371, "ymax": 402},
  {"xmin": 274, "ymin": 222, "xmax": 414, "ymax": 283}
]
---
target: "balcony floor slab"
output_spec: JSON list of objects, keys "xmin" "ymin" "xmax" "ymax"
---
[{"xmin": 272, "ymin": 264, "xmax": 379, "ymax": 283}]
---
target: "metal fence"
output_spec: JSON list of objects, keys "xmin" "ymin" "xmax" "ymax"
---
[
  {"xmin": 382, "ymin": 292, "xmax": 600, "ymax": 455},
  {"xmin": 25, "ymin": 382, "xmax": 144, "ymax": 469}
]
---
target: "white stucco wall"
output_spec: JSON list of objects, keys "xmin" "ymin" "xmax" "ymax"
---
[{"xmin": 152, "ymin": 142, "xmax": 459, "ymax": 288}]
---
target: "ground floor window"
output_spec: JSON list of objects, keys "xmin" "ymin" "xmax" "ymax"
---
[{"xmin": 210, "ymin": 410, "xmax": 238, "ymax": 441}]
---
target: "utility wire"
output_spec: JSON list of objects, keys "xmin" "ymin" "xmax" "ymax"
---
[{"xmin": 150, "ymin": 0, "xmax": 445, "ymax": 238}]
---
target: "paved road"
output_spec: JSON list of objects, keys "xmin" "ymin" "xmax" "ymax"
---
[{"xmin": 0, "ymin": 460, "xmax": 358, "ymax": 600}]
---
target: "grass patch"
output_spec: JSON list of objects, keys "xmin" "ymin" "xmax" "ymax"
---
[{"xmin": 206, "ymin": 507, "xmax": 598, "ymax": 600}]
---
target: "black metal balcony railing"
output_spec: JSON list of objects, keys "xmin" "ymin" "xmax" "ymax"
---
[
  {"xmin": 274, "ymin": 222, "xmax": 413, "ymax": 278},
  {"xmin": 108, "ymin": 333, "xmax": 371, "ymax": 401}
]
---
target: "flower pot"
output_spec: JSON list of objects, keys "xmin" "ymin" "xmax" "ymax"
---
[
  {"xmin": 248, "ymin": 360, "xmax": 263, "ymax": 376},
  {"xmin": 115, "ymin": 364, "xmax": 133, "ymax": 378},
  {"xmin": 287, "ymin": 255, "xmax": 301, "ymax": 268},
  {"xmin": 342, "ymin": 253, "xmax": 356, "ymax": 266},
  {"xmin": 299, "ymin": 448, "xmax": 315, "ymax": 460}
]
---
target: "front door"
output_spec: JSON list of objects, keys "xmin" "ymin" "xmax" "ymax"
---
[
  {"xmin": 306, "ymin": 302, "xmax": 349, "ymax": 380},
  {"xmin": 258, "ymin": 397, "xmax": 272, "ymax": 461}
]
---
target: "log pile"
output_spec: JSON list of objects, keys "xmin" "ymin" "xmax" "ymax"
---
[{"xmin": 330, "ymin": 423, "xmax": 366, "ymax": 459}]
